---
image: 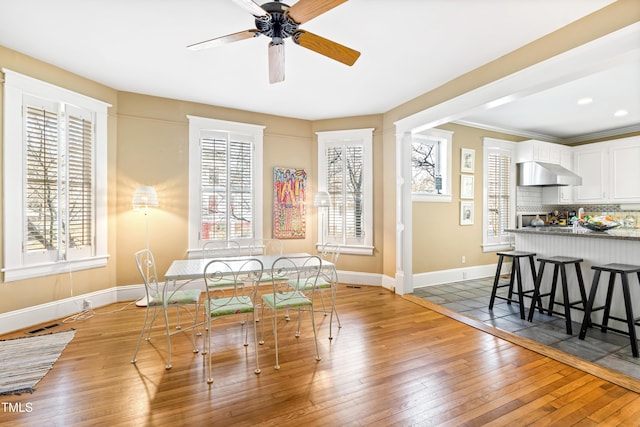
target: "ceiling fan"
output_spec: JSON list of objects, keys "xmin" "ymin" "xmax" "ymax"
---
[{"xmin": 187, "ymin": 0, "xmax": 361, "ymax": 84}]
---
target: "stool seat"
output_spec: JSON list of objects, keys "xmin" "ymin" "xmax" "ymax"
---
[
  {"xmin": 537, "ymin": 256, "xmax": 584, "ymax": 264},
  {"xmin": 490, "ymin": 251, "xmax": 538, "ymax": 320},
  {"xmin": 579, "ymin": 263, "xmax": 640, "ymax": 357},
  {"xmin": 497, "ymin": 251, "xmax": 536, "ymax": 258},
  {"xmin": 527, "ymin": 256, "xmax": 586, "ymax": 334},
  {"xmin": 592, "ymin": 263, "xmax": 640, "ymax": 274}
]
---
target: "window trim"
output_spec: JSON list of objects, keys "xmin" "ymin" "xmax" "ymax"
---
[
  {"xmin": 482, "ymin": 137, "xmax": 516, "ymax": 252},
  {"xmin": 187, "ymin": 115, "xmax": 264, "ymax": 257},
  {"xmin": 2, "ymin": 69, "xmax": 110, "ymax": 282},
  {"xmin": 411, "ymin": 128, "xmax": 453, "ymax": 203},
  {"xmin": 317, "ymin": 128, "xmax": 374, "ymax": 256}
]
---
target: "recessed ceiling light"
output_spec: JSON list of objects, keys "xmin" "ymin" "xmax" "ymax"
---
[
  {"xmin": 577, "ymin": 97, "xmax": 592, "ymax": 105},
  {"xmin": 614, "ymin": 109, "xmax": 629, "ymax": 117}
]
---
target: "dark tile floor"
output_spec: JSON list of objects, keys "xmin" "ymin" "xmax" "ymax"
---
[{"xmin": 412, "ymin": 277, "xmax": 640, "ymax": 380}]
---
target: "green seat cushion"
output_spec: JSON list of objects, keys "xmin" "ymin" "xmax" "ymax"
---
[
  {"xmin": 206, "ymin": 296, "xmax": 254, "ymax": 317},
  {"xmin": 262, "ymin": 291, "xmax": 311, "ymax": 309},
  {"xmin": 298, "ymin": 277, "xmax": 331, "ymax": 290},
  {"xmin": 148, "ymin": 289, "xmax": 200, "ymax": 306}
]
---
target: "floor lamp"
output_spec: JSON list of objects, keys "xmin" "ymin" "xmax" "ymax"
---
[
  {"xmin": 132, "ymin": 185, "xmax": 158, "ymax": 307},
  {"xmin": 314, "ymin": 191, "xmax": 331, "ymax": 248}
]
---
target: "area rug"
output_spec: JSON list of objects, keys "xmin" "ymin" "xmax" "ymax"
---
[{"xmin": 0, "ymin": 329, "xmax": 75, "ymax": 395}]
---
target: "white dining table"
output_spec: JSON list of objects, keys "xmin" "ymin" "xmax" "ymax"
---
[{"xmin": 164, "ymin": 252, "xmax": 332, "ymax": 283}]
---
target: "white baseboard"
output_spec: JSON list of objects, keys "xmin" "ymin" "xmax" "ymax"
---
[
  {"xmin": 0, "ymin": 264, "xmax": 505, "ymax": 335},
  {"xmin": 412, "ymin": 262, "xmax": 504, "ymax": 289}
]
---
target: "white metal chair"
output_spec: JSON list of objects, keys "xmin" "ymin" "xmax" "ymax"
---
[
  {"xmin": 202, "ymin": 257, "xmax": 263, "ymax": 384},
  {"xmin": 260, "ymin": 255, "xmax": 322, "ymax": 370},
  {"xmin": 247, "ymin": 238, "xmax": 283, "ymax": 257},
  {"xmin": 131, "ymin": 249, "xmax": 200, "ymax": 370},
  {"xmin": 316, "ymin": 243, "xmax": 342, "ymax": 339},
  {"xmin": 202, "ymin": 240, "xmax": 241, "ymax": 258}
]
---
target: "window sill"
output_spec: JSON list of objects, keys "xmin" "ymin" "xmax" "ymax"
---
[
  {"xmin": 315, "ymin": 243, "xmax": 374, "ymax": 256},
  {"xmin": 412, "ymin": 193, "xmax": 452, "ymax": 203},
  {"xmin": 2, "ymin": 255, "xmax": 109, "ymax": 282},
  {"xmin": 481, "ymin": 243, "xmax": 514, "ymax": 253}
]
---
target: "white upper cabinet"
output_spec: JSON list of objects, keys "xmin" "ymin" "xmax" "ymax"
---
[
  {"xmin": 573, "ymin": 146, "xmax": 607, "ymax": 202},
  {"xmin": 609, "ymin": 137, "xmax": 640, "ymax": 203},
  {"xmin": 515, "ymin": 140, "xmax": 570, "ymax": 165},
  {"xmin": 573, "ymin": 136, "xmax": 640, "ymax": 204},
  {"xmin": 516, "ymin": 140, "xmax": 575, "ymax": 204}
]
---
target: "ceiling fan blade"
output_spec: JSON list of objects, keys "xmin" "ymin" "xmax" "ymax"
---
[
  {"xmin": 187, "ymin": 30, "xmax": 259, "ymax": 51},
  {"xmin": 287, "ymin": 0, "xmax": 348, "ymax": 24},
  {"xmin": 231, "ymin": 0, "xmax": 268, "ymax": 17},
  {"xmin": 269, "ymin": 42, "xmax": 285, "ymax": 84},
  {"xmin": 293, "ymin": 30, "xmax": 360, "ymax": 66}
]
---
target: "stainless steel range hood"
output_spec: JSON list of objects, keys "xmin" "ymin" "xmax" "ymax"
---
[{"xmin": 517, "ymin": 161, "xmax": 582, "ymax": 187}]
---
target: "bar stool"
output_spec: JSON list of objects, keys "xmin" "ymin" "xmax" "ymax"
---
[
  {"xmin": 578, "ymin": 263, "xmax": 640, "ymax": 357},
  {"xmin": 527, "ymin": 256, "xmax": 587, "ymax": 334},
  {"xmin": 489, "ymin": 251, "xmax": 538, "ymax": 319}
]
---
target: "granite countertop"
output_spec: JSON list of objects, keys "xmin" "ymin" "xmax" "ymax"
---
[{"xmin": 505, "ymin": 226, "xmax": 640, "ymax": 241}]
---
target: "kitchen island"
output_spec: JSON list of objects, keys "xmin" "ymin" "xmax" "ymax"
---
[{"xmin": 505, "ymin": 226, "xmax": 640, "ymax": 335}]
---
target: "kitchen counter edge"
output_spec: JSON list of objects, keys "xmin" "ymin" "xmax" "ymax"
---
[{"xmin": 505, "ymin": 227, "xmax": 640, "ymax": 241}]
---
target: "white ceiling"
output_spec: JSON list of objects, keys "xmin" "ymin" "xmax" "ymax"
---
[{"xmin": 2, "ymin": 0, "xmax": 637, "ymax": 141}]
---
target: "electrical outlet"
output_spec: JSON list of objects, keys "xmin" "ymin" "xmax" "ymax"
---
[
  {"xmin": 461, "ymin": 256, "xmax": 466, "ymax": 264},
  {"xmin": 83, "ymin": 299, "xmax": 92, "ymax": 311}
]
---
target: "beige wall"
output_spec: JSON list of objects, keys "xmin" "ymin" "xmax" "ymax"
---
[
  {"xmin": 411, "ymin": 124, "xmax": 525, "ymax": 274},
  {"xmin": 0, "ymin": 0, "xmax": 637, "ymax": 314},
  {"xmin": 116, "ymin": 92, "xmax": 316, "ymax": 286}
]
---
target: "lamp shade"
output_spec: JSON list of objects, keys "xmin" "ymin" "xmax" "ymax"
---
[
  {"xmin": 313, "ymin": 191, "xmax": 331, "ymax": 208},
  {"xmin": 132, "ymin": 185, "xmax": 159, "ymax": 209}
]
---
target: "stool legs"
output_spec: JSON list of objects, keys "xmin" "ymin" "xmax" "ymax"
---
[
  {"xmin": 528, "ymin": 257, "xmax": 586, "ymax": 335},
  {"xmin": 489, "ymin": 255, "xmax": 505, "ymax": 311},
  {"xmin": 579, "ymin": 270, "xmax": 601, "ymax": 340},
  {"xmin": 579, "ymin": 269, "xmax": 640, "ymax": 358},
  {"xmin": 490, "ymin": 252, "xmax": 537, "ymax": 320}
]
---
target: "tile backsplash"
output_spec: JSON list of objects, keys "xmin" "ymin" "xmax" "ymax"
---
[{"xmin": 516, "ymin": 186, "xmax": 639, "ymax": 227}]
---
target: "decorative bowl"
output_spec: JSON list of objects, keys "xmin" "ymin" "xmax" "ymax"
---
[{"xmin": 581, "ymin": 222, "xmax": 621, "ymax": 232}]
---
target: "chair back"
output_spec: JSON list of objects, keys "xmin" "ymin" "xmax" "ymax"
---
[
  {"xmin": 202, "ymin": 240, "xmax": 241, "ymax": 258},
  {"xmin": 134, "ymin": 249, "xmax": 160, "ymax": 299},
  {"xmin": 320, "ymin": 242, "xmax": 341, "ymax": 266},
  {"xmin": 248, "ymin": 238, "xmax": 283, "ymax": 256},
  {"xmin": 203, "ymin": 257, "xmax": 264, "ymax": 303},
  {"xmin": 271, "ymin": 255, "xmax": 322, "ymax": 298}
]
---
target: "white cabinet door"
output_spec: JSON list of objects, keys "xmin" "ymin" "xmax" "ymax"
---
[
  {"xmin": 541, "ymin": 145, "xmax": 574, "ymax": 204},
  {"xmin": 574, "ymin": 147, "xmax": 607, "ymax": 202},
  {"xmin": 609, "ymin": 137, "xmax": 640, "ymax": 203}
]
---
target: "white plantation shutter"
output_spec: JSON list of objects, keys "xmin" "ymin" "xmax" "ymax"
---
[
  {"xmin": 25, "ymin": 103, "xmax": 60, "ymax": 255},
  {"xmin": 3, "ymin": 69, "xmax": 109, "ymax": 281},
  {"xmin": 317, "ymin": 128, "xmax": 373, "ymax": 255},
  {"xmin": 326, "ymin": 145, "xmax": 364, "ymax": 242},
  {"xmin": 487, "ymin": 151, "xmax": 510, "ymax": 239},
  {"xmin": 483, "ymin": 139, "xmax": 516, "ymax": 250},
  {"xmin": 188, "ymin": 116, "xmax": 264, "ymax": 253},
  {"xmin": 200, "ymin": 132, "xmax": 253, "ymax": 241},
  {"xmin": 23, "ymin": 99, "xmax": 95, "ymax": 264}
]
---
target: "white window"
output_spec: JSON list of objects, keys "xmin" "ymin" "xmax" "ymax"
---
[
  {"xmin": 317, "ymin": 128, "xmax": 373, "ymax": 255},
  {"xmin": 482, "ymin": 138, "xmax": 516, "ymax": 252},
  {"xmin": 187, "ymin": 116, "xmax": 263, "ymax": 255},
  {"xmin": 411, "ymin": 128, "xmax": 453, "ymax": 202},
  {"xmin": 2, "ymin": 69, "xmax": 110, "ymax": 282}
]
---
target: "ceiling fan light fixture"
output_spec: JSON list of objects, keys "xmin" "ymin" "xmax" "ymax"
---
[{"xmin": 188, "ymin": 0, "xmax": 360, "ymax": 83}]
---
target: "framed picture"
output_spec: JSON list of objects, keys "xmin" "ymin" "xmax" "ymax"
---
[
  {"xmin": 460, "ymin": 175, "xmax": 474, "ymax": 199},
  {"xmin": 461, "ymin": 148, "xmax": 475, "ymax": 173},
  {"xmin": 273, "ymin": 167, "xmax": 307, "ymax": 239},
  {"xmin": 460, "ymin": 201, "xmax": 474, "ymax": 225}
]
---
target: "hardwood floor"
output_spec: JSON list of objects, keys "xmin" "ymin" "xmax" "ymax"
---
[{"xmin": 1, "ymin": 285, "xmax": 639, "ymax": 426}]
